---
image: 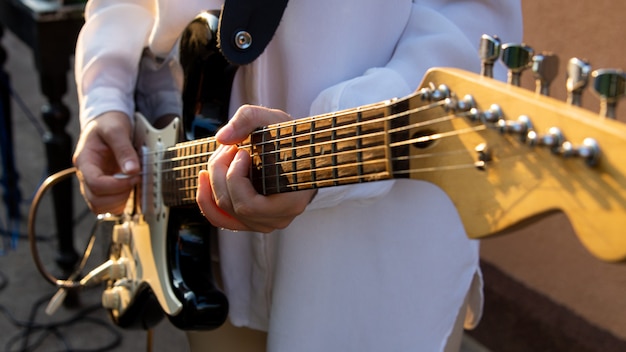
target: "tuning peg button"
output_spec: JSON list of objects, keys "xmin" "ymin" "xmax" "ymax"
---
[
  {"xmin": 479, "ymin": 34, "xmax": 501, "ymax": 78},
  {"xmin": 532, "ymin": 52, "xmax": 559, "ymax": 96},
  {"xmin": 500, "ymin": 43, "xmax": 534, "ymax": 86},
  {"xmin": 566, "ymin": 58, "xmax": 592, "ymax": 106},
  {"xmin": 592, "ymin": 69, "xmax": 626, "ymax": 119}
]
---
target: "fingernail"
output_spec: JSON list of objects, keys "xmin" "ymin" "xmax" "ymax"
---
[
  {"xmin": 216, "ymin": 125, "xmax": 232, "ymax": 141},
  {"xmin": 123, "ymin": 160, "xmax": 138, "ymax": 173}
]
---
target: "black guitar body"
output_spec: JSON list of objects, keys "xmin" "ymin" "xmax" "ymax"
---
[
  {"xmin": 180, "ymin": 11, "xmax": 237, "ymax": 140},
  {"xmin": 109, "ymin": 284, "xmax": 164, "ymax": 330},
  {"xmin": 166, "ymin": 206, "xmax": 229, "ymax": 330},
  {"xmin": 167, "ymin": 11, "xmax": 233, "ymax": 330}
]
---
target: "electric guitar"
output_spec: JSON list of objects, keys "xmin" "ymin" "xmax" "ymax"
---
[{"xmin": 94, "ymin": 64, "xmax": 626, "ymax": 330}]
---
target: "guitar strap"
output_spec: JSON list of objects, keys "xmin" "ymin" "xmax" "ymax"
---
[
  {"xmin": 180, "ymin": 1, "xmax": 289, "ymax": 139},
  {"xmin": 217, "ymin": 0, "xmax": 290, "ymax": 65}
]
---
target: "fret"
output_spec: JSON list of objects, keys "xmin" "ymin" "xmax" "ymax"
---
[
  {"xmin": 162, "ymin": 138, "xmax": 214, "ymax": 207},
  {"xmin": 291, "ymin": 123, "xmax": 298, "ymax": 190},
  {"xmin": 309, "ymin": 119, "xmax": 317, "ymax": 187},
  {"xmin": 274, "ymin": 125, "xmax": 281, "ymax": 194},
  {"xmin": 331, "ymin": 113, "xmax": 338, "ymax": 185},
  {"xmin": 249, "ymin": 103, "xmax": 394, "ymax": 195},
  {"xmin": 262, "ymin": 129, "xmax": 268, "ymax": 195},
  {"xmin": 356, "ymin": 110, "xmax": 363, "ymax": 180}
]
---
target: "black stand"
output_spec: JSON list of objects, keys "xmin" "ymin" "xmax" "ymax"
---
[
  {"xmin": 0, "ymin": 0, "xmax": 84, "ymax": 271},
  {"xmin": 0, "ymin": 25, "xmax": 21, "ymax": 253}
]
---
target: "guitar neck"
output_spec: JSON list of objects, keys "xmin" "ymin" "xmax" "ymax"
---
[
  {"xmin": 156, "ymin": 67, "xmax": 626, "ymax": 262},
  {"xmin": 161, "ymin": 96, "xmax": 420, "ymax": 206}
]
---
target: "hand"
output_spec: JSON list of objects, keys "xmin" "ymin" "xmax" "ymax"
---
[
  {"xmin": 72, "ymin": 111, "xmax": 140, "ymax": 215},
  {"xmin": 197, "ymin": 105, "xmax": 317, "ymax": 233}
]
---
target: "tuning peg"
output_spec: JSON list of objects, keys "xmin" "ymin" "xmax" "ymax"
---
[
  {"xmin": 532, "ymin": 52, "xmax": 559, "ymax": 96},
  {"xmin": 500, "ymin": 43, "xmax": 534, "ymax": 86},
  {"xmin": 566, "ymin": 57, "xmax": 592, "ymax": 106},
  {"xmin": 592, "ymin": 68, "xmax": 626, "ymax": 119},
  {"xmin": 479, "ymin": 34, "xmax": 501, "ymax": 78}
]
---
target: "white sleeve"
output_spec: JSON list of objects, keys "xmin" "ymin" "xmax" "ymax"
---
[
  {"xmin": 307, "ymin": 0, "xmax": 523, "ymax": 210},
  {"xmin": 74, "ymin": 0, "xmax": 157, "ymax": 128}
]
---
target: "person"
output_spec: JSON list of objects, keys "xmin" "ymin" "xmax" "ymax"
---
[{"xmin": 72, "ymin": 0, "xmax": 523, "ymax": 351}]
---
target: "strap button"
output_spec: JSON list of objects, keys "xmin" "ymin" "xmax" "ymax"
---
[{"xmin": 234, "ymin": 30, "xmax": 252, "ymax": 50}]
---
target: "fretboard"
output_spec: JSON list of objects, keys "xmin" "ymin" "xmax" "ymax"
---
[{"xmin": 161, "ymin": 97, "xmax": 412, "ymax": 207}]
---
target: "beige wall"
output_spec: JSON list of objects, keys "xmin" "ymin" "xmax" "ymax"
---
[{"xmin": 480, "ymin": 0, "xmax": 626, "ymax": 341}]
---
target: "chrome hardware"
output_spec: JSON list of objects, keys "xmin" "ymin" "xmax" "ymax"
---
[
  {"xmin": 419, "ymin": 83, "xmax": 451, "ymax": 102},
  {"xmin": 496, "ymin": 115, "xmax": 533, "ymax": 141},
  {"xmin": 532, "ymin": 52, "xmax": 559, "ymax": 96},
  {"xmin": 592, "ymin": 68, "xmax": 626, "ymax": 119},
  {"xmin": 500, "ymin": 43, "xmax": 534, "ymax": 86},
  {"xmin": 566, "ymin": 57, "xmax": 592, "ymax": 106},
  {"xmin": 474, "ymin": 143, "xmax": 492, "ymax": 170},
  {"xmin": 477, "ymin": 104, "xmax": 503, "ymax": 124},
  {"xmin": 527, "ymin": 126, "xmax": 564, "ymax": 152},
  {"xmin": 234, "ymin": 30, "xmax": 252, "ymax": 50},
  {"xmin": 479, "ymin": 34, "xmax": 501, "ymax": 78},
  {"xmin": 559, "ymin": 138, "xmax": 601, "ymax": 166},
  {"xmin": 443, "ymin": 94, "xmax": 476, "ymax": 112}
]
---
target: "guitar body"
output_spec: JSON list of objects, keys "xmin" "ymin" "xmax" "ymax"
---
[
  {"xmin": 103, "ymin": 11, "xmax": 231, "ymax": 330},
  {"xmin": 104, "ymin": 114, "xmax": 228, "ymax": 330}
]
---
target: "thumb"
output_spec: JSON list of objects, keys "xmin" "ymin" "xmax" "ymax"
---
[
  {"xmin": 110, "ymin": 137, "xmax": 140, "ymax": 175},
  {"xmin": 100, "ymin": 113, "xmax": 141, "ymax": 175}
]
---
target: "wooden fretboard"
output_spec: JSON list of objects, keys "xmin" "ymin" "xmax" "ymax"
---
[{"xmin": 161, "ymin": 97, "xmax": 412, "ymax": 207}]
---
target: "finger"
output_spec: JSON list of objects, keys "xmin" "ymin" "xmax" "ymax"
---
[
  {"xmin": 196, "ymin": 170, "xmax": 248, "ymax": 231},
  {"xmin": 226, "ymin": 149, "xmax": 262, "ymax": 214},
  {"xmin": 225, "ymin": 150, "xmax": 304, "ymax": 232},
  {"xmin": 216, "ymin": 105, "xmax": 292, "ymax": 144},
  {"xmin": 208, "ymin": 145, "xmax": 239, "ymax": 213},
  {"xmin": 100, "ymin": 125, "xmax": 140, "ymax": 175}
]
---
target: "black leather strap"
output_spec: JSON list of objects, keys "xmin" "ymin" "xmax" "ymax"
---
[{"xmin": 217, "ymin": 0, "xmax": 289, "ymax": 65}]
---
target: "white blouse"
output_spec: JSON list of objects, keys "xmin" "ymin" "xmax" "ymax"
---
[{"xmin": 75, "ymin": 0, "xmax": 523, "ymax": 350}]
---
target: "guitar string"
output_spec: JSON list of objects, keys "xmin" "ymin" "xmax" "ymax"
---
[
  {"xmin": 136, "ymin": 100, "xmax": 492, "ymax": 200},
  {"xmin": 166, "ymin": 122, "xmax": 488, "ymax": 199},
  {"xmin": 154, "ymin": 99, "xmax": 460, "ymax": 171},
  {"xmin": 161, "ymin": 110, "xmax": 483, "ymax": 182},
  {"xmin": 146, "ymin": 96, "xmax": 443, "ymax": 163},
  {"xmin": 161, "ymin": 117, "xmax": 483, "ymax": 179}
]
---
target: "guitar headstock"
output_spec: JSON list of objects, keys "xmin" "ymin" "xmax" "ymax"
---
[{"xmin": 407, "ymin": 36, "xmax": 626, "ymax": 262}]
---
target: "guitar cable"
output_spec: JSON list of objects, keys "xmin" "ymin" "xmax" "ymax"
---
[{"xmin": 28, "ymin": 167, "xmax": 90, "ymax": 290}]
